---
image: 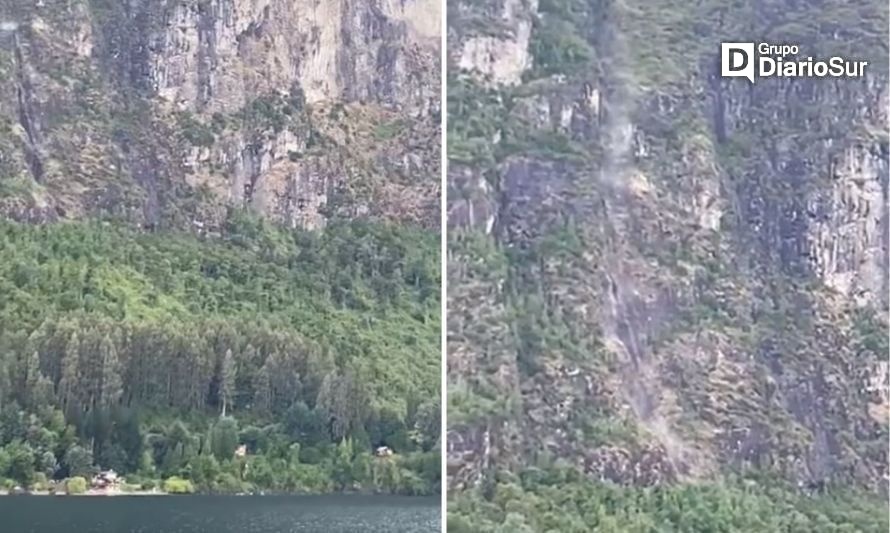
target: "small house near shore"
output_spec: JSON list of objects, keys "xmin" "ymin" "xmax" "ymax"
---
[{"xmin": 91, "ymin": 470, "xmax": 120, "ymax": 490}]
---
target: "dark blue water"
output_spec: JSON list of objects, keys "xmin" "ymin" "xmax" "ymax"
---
[{"xmin": 0, "ymin": 495, "xmax": 440, "ymax": 533}]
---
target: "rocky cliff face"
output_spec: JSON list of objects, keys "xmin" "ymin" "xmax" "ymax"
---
[
  {"xmin": 0, "ymin": 0, "xmax": 440, "ymax": 229},
  {"xmin": 448, "ymin": 0, "xmax": 888, "ymax": 494}
]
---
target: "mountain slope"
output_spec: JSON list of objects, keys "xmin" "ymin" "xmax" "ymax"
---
[
  {"xmin": 0, "ymin": 0, "xmax": 440, "ymax": 229},
  {"xmin": 0, "ymin": 0, "xmax": 441, "ymax": 495},
  {"xmin": 447, "ymin": 0, "xmax": 888, "ymax": 527}
]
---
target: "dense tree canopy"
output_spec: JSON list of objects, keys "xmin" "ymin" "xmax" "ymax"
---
[
  {"xmin": 0, "ymin": 213, "xmax": 440, "ymax": 494},
  {"xmin": 448, "ymin": 467, "xmax": 890, "ymax": 532}
]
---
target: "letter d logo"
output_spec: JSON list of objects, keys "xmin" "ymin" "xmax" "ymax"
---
[{"xmin": 721, "ymin": 43, "xmax": 755, "ymax": 83}]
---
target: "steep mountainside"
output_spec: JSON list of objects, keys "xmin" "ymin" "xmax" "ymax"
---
[
  {"xmin": 447, "ymin": 0, "xmax": 888, "ymax": 528},
  {"xmin": 0, "ymin": 0, "xmax": 441, "ymax": 497},
  {"xmin": 0, "ymin": 0, "xmax": 440, "ymax": 229}
]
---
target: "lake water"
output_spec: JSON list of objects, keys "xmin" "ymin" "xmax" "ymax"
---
[{"xmin": 0, "ymin": 495, "xmax": 440, "ymax": 533}]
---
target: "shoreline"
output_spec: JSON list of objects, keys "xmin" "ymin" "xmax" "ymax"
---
[
  {"xmin": 0, "ymin": 489, "xmax": 441, "ymax": 498},
  {"xmin": 0, "ymin": 488, "xmax": 168, "ymax": 497}
]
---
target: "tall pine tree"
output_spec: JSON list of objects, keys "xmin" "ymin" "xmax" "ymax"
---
[
  {"xmin": 220, "ymin": 348, "xmax": 236, "ymax": 417},
  {"xmin": 99, "ymin": 335, "xmax": 122, "ymax": 408}
]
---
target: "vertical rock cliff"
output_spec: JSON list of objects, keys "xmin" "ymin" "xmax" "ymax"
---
[
  {"xmin": 447, "ymin": 0, "xmax": 888, "ymax": 498},
  {"xmin": 0, "ymin": 0, "xmax": 441, "ymax": 229}
]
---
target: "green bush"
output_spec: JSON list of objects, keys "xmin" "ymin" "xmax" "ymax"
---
[
  {"xmin": 163, "ymin": 476, "xmax": 195, "ymax": 494},
  {"xmin": 213, "ymin": 473, "xmax": 244, "ymax": 494},
  {"xmin": 66, "ymin": 477, "xmax": 87, "ymax": 495},
  {"xmin": 30, "ymin": 473, "xmax": 49, "ymax": 491},
  {"xmin": 529, "ymin": 17, "xmax": 595, "ymax": 76},
  {"xmin": 176, "ymin": 112, "xmax": 215, "ymax": 147}
]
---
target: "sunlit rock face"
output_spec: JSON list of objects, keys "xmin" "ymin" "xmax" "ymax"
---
[
  {"xmin": 0, "ymin": 0, "xmax": 440, "ymax": 229},
  {"xmin": 452, "ymin": 0, "xmax": 538, "ymax": 86},
  {"xmin": 447, "ymin": 0, "xmax": 888, "ymax": 495}
]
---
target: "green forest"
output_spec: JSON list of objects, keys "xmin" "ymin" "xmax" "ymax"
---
[
  {"xmin": 448, "ymin": 467, "xmax": 889, "ymax": 533},
  {"xmin": 0, "ymin": 213, "xmax": 440, "ymax": 494}
]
